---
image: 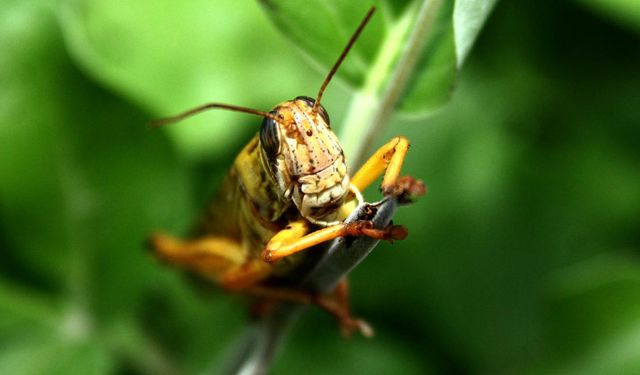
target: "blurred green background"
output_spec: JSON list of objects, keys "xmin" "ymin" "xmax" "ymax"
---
[{"xmin": 1, "ymin": 0, "xmax": 639, "ymax": 374}]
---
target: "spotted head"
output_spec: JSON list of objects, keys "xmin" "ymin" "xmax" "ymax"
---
[{"xmin": 259, "ymin": 96, "xmax": 350, "ymax": 225}]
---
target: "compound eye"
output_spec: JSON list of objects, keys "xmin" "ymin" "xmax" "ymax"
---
[
  {"xmin": 260, "ymin": 112, "xmax": 280, "ymax": 158},
  {"xmin": 295, "ymin": 96, "xmax": 330, "ymax": 127}
]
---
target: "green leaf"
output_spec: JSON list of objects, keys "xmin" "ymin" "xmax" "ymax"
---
[
  {"xmin": 454, "ymin": 0, "xmax": 499, "ymax": 66},
  {"xmin": 261, "ymin": 0, "xmax": 496, "ymax": 117},
  {"xmin": 258, "ymin": 0, "xmax": 387, "ymax": 88},
  {"xmin": 0, "ymin": 1, "xmax": 197, "ymax": 371},
  {"xmin": 57, "ymin": 0, "xmax": 319, "ymax": 159},
  {"xmin": 396, "ymin": 1, "xmax": 456, "ymax": 114},
  {"xmin": 0, "ymin": 0, "xmax": 192, "ymax": 319},
  {"xmin": 574, "ymin": 0, "xmax": 640, "ymax": 33},
  {"xmin": 0, "ymin": 0, "xmax": 75, "ymax": 285}
]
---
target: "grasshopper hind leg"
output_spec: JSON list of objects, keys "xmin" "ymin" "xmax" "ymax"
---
[
  {"xmin": 246, "ymin": 279, "xmax": 373, "ymax": 338},
  {"xmin": 148, "ymin": 232, "xmax": 279, "ymax": 289},
  {"xmin": 148, "ymin": 232, "xmax": 248, "ymax": 282},
  {"xmin": 147, "ymin": 233, "xmax": 370, "ymax": 336}
]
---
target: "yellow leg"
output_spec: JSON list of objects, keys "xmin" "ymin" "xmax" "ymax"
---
[
  {"xmin": 351, "ymin": 136, "xmax": 426, "ymax": 201},
  {"xmin": 149, "ymin": 232, "xmax": 277, "ymax": 289},
  {"xmin": 263, "ymin": 220, "xmax": 407, "ymax": 262},
  {"xmin": 220, "ymin": 259, "xmax": 273, "ymax": 290},
  {"xmin": 351, "ymin": 136, "xmax": 409, "ymax": 192},
  {"xmin": 148, "ymin": 232, "xmax": 246, "ymax": 281}
]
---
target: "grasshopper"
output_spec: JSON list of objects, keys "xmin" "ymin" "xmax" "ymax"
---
[{"xmin": 148, "ymin": 7, "xmax": 425, "ymax": 336}]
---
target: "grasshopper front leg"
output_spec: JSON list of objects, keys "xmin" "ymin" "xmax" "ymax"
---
[
  {"xmin": 262, "ymin": 220, "xmax": 407, "ymax": 262},
  {"xmin": 351, "ymin": 136, "xmax": 425, "ymax": 199}
]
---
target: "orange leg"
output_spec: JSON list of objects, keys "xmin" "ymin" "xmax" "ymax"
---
[
  {"xmin": 332, "ymin": 279, "xmax": 373, "ymax": 337},
  {"xmin": 148, "ymin": 232, "xmax": 245, "ymax": 282},
  {"xmin": 351, "ymin": 136, "xmax": 425, "ymax": 200},
  {"xmin": 243, "ymin": 282, "xmax": 373, "ymax": 337},
  {"xmin": 148, "ymin": 231, "xmax": 280, "ymax": 290},
  {"xmin": 220, "ymin": 259, "xmax": 273, "ymax": 290},
  {"xmin": 262, "ymin": 220, "xmax": 407, "ymax": 262},
  {"xmin": 149, "ymin": 233, "xmax": 369, "ymax": 335},
  {"xmin": 351, "ymin": 136, "xmax": 410, "ymax": 193}
]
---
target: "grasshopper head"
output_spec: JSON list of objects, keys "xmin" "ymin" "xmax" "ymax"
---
[{"xmin": 259, "ymin": 96, "xmax": 350, "ymax": 225}]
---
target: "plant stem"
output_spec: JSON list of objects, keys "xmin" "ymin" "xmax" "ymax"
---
[{"xmin": 340, "ymin": 0, "xmax": 443, "ymax": 169}]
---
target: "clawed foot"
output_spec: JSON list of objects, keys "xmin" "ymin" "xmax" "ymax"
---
[
  {"xmin": 339, "ymin": 316, "xmax": 375, "ymax": 338},
  {"xmin": 344, "ymin": 220, "xmax": 408, "ymax": 242},
  {"xmin": 382, "ymin": 176, "xmax": 426, "ymax": 204},
  {"xmin": 314, "ymin": 294, "xmax": 375, "ymax": 338}
]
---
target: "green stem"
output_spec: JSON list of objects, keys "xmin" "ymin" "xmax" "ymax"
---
[{"xmin": 340, "ymin": 0, "xmax": 443, "ymax": 169}]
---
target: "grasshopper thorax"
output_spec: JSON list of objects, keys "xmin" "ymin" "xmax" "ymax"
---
[{"xmin": 259, "ymin": 96, "xmax": 350, "ymax": 226}]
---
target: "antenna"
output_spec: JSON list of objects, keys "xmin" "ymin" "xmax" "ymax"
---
[
  {"xmin": 312, "ymin": 6, "xmax": 376, "ymax": 114},
  {"xmin": 150, "ymin": 6, "xmax": 375, "ymax": 128},
  {"xmin": 149, "ymin": 103, "xmax": 277, "ymax": 128}
]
